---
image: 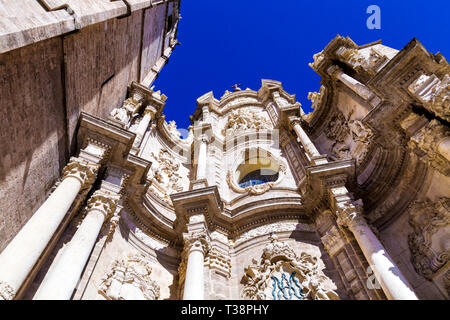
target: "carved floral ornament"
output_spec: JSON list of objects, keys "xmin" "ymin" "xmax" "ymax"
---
[
  {"xmin": 241, "ymin": 234, "xmax": 339, "ymax": 300},
  {"xmin": 221, "ymin": 108, "xmax": 273, "ymax": 136},
  {"xmin": 99, "ymin": 254, "xmax": 160, "ymax": 300},
  {"xmin": 408, "ymin": 197, "xmax": 450, "ymax": 281}
]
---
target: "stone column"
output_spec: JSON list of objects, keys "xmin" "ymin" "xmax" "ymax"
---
[
  {"xmin": 0, "ymin": 157, "xmax": 99, "ymax": 300},
  {"xmin": 327, "ymin": 65, "xmax": 380, "ymax": 107},
  {"xmin": 289, "ymin": 117, "xmax": 328, "ymax": 165},
  {"xmin": 132, "ymin": 106, "xmax": 157, "ymax": 150},
  {"xmin": 34, "ymin": 189, "xmax": 120, "ymax": 300},
  {"xmin": 196, "ymin": 137, "xmax": 208, "ymax": 180},
  {"xmin": 336, "ymin": 200, "xmax": 418, "ymax": 300},
  {"xmin": 182, "ymin": 230, "xmax": 209, "ymax": 300}
]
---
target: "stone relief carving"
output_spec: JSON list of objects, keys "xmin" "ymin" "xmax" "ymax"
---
[
  {"xmin": 205, "ymin": 247, "xmax": 231, "ymax": 278},
  {"xmin": 408, "ymin": 73, "xmax": 450, "ymax": 122},
  {"xmin": 147, "ymin": 149, "xmax": 183, "ymax": 204},
  {"xmin": 325, "ymin": 110, "xmax": 373, "ymax": 165},
  {"xmin": 110, "ymin": 97, "xmax": 143, "ymax": 128},
  {"xmin": 99, "ymin": 254, "xmax": 160, "ymax": 300},
  {"xmin": 241, "ymin": 234, "xmax": 339, "ymax": 300},
  {"xmin": 408, "ymin": 197, "xmax": 450, "ymax": 282},
  {"xmin": 62, "ymin": 157, "xmax": 100, "ymax": 190},
  {"xmin": 222, "ymin": 108, "xmax": 273, "ymax": 136}
]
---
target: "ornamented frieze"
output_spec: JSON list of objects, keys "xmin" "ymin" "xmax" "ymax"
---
[
  {"xmin": 205, "ymin": 247, "xmax": 231, "ymax": 278},
  {"xmin": 99, "ymin": 254, "xmax": 160, "ymax": 300},
  {"xmin": 241, "ymin": 234, "xmax": 339, "ymax": 300}
]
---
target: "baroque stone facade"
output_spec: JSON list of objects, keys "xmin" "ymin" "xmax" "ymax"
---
[{"xmin": 0, "ymin": 19, "xmax": 449, "ymax": 300}]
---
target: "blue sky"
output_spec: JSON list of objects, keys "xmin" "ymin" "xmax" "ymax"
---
[{"xmin": 154, "ymin": 0, "xmax": 450, "ymax": 130}]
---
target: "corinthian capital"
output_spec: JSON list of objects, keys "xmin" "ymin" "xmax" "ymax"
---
[
  {"xmin": 0, "ymin": 281, "xmax": 15, "ymax": 300},
  {"xmin": 62, "ymin": 157, "xmax": 100, "ymax": 190},
  {"xmin": 86, "ymin": 189, "xmax": 121, "ymax": 219},
  {"xmin": 182, "ymin": 229, "xmax": 211, "ymax": 256},
  {"xmin": 336, "ymin": 200, "xmax": 367, "ymax": 231}
]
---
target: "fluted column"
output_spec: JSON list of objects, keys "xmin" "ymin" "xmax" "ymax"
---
[
  {"xmin": 34, "ymin": 189, "xmax": 120, "ymax": 300},
  {"xmin": 182, "ymin": 231, "xmax": 209, "ymax": 300},
  {"xmin": 132, "ymin": 106, "xmax": 157, "ymax": 150},
  {"xmin": 0, "ymin": 157, "xmax": 99, "ymax": 300},
  {"xmin": 289, "ymin": 117, "xmax": 327, "ymax": 165},
  {"xmin": 336, "ymin": 200, "xmax": 418, "ymax": 300}
]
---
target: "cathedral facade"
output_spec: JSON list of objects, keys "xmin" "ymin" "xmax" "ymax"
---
[{"xmin": 0, "ymin": 3, "xmax": 449, "ymax": 300}]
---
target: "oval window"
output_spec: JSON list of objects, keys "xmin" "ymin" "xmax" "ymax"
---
[{"xmin": 236, "ymin": 157, "xmax": 280, "ymax": 188}]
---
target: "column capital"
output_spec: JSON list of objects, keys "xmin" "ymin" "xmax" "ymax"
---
[
  {"xmin": 85, "ymin": 189, "xmax": 120, "ymax": 220},
  {"xmin": 62, "ymin": 157, "xmax": 100, "ymax": 190},
  {"xmin": 183, "ymin": 229, "xmax": 211, "ymax": 256},
  {"xmin": 287, "ymin": 115, "xmax": 302, "ymax": 131},
  {"xmin": 336, "ymin": 200, "xmax": 368, "ymax": 231},
  {"xmin": 143, "ymin": 105, "xmax": 158, "ymax": 120},
  {"xmin": 0, "ymin": 280, "xmax": 15, "ymax": 300}
]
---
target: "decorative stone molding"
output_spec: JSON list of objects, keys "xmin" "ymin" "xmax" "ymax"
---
[
  {"xmin": 147, "ymin": 149, "xmax": 183, "ymax": 204},
  {"xmin": 62, "ymin": 157, "xmax": 100, "ymax": 190},
  {"xmin": 205, "ymin": 247, "xmax": 231, "ymax": 278},
  {"xmin": 0, "ymin": 281, "xmax": 15, "ymax": 300},
  {"xmin": 221, "ymin": 108, "xmax": 272, "ymax": 136},
  {"xmin": 408, "ymin": 73, "xmax": 450, "ymax": 122},
  {"xmin": 409, "ymin": 119, "xmax": 450, "ymax": 176},
  {"xmin": 233, "ymin": 222, "xmax": 312, "ymax": 246},
  {"xmin": 241, "ymin": 234, "xmax": 339, "ymax": 300},
  {"xmin": 320, "ymin": 226, "xmax": 348, "ymax": 257},
  {"xmin": 99, "ymin": 254, "xmax": 160, "ymax": 300},
  {"xmin": 408, "ymin": 197, "xmax": 450, "ymax": 280}
]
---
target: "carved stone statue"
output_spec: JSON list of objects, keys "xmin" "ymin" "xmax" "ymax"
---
[
  {"xmin": 110, "ymin": 97, "xmax": 143, "ymax": 128},
  {"xmin": 241, "ymin": 234, "xmax": 339, "ymax": 300}
]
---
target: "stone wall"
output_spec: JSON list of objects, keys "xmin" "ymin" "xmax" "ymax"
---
[{"xmin": 0, "ymin": 0, "xmax": 180, "ymax": 252}]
